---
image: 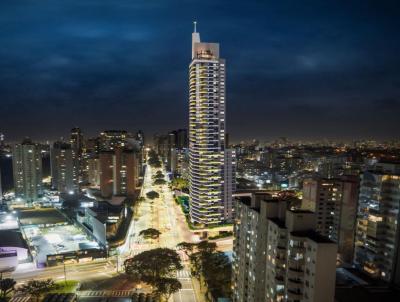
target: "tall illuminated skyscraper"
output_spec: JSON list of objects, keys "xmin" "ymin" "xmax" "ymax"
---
[
  {"xmin": 189, "ymin": 23, "xmax": 235, "ymax": 226},
  {"xmin": 12, "ymin": 139, "xmax": 43, "ymax": 202}
]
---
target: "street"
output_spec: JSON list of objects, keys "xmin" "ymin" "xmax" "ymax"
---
[
  {"xmin": 5, "ymin": 164, "xmax": 203, "ymax": 301},
  {"xmin": 120, "ymin": 164, "xmax": 200, "ymax": 302}
]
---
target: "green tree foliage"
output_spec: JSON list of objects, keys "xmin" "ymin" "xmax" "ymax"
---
[
  {"xmin": 0, "ymin": 277, "xmax": 16, "ymax": 301},
  {"xmin": 146, "ymin": 191, "xmax": 160, "ymax": 199},
  {"xmin": 154, "ymin": 277, "xmax": 182, "ymax": 301},
  {"xmin": 124, "ymin": 248, "xmax": 183, "ymax": 300},
  {"xmin": 177, "ymin": 241, "xmax": 232, "ymax": 299},
  {"xmin": 19, "ymin": 279, "xmax": 58, "ymax": 302},
  {"xmin": 153, "ymin": 179, "xmax": 166, "ymax": 186},
  {"xmin": 201, "ymin": 251, "xmax": 232, "ymax": 299},
  {"xmin": 176, "ymin": 242, "xmax": 196, "ymax": 257},
  {"xmin": 147, "ymin": 150, "xmax": 162, "ymax": 168},
  {"xmin": 124, "ymin": 248, "xmax": 183, "ymax": 282},
  {"xmin": 153, "ymin": 171, "xmax": 165, "ymax": 179},
  {"xmin": 197, "ymin": 241, "xmax": 217, "ymax": 254},
  {"xmin": 170, "ymin": 178, "xmax": 189, "ymax": 191},
  {"xmin": 139, "ymin": 228, "xmax": 161, "ymax": 239}
]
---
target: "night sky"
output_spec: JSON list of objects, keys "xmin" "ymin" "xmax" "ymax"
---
[{"xmin": 1, "ymin": 0, "xmax": 399, "ymax": 143}]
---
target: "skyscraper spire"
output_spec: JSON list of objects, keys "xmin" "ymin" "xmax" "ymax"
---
[{"xmin": 191, "ymin": 21, "xmax": 200, "ymax": 59}]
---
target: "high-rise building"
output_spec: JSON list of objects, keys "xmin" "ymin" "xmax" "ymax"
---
[
  {"xmin": 99, "ymin": 148, "xmax": 138, "ymax": 198},
  {"xmin": 354, "ymin": 162, "xmax": 400, "ymax": 285},
  {"xmin": 99, "ymin": 152, "xmax": 113, "ymax": 198},
  {"xmin": 232, "ymin": 192, "xmax": 286, "ymax": 302},
  {"xmin": 113, "ymin": 148, "xmax": 138, "ymax": 197},
  {"xmin": 135, "ymin": 130, "xmax": 145, "ymax": 148},
  {"xmin": 87, "ymin": 156, "xmax": 100, "ymax": 187},
  {"xmin": 70, "ymin": 127, "xmax": 83, "ymax": 185},
  {"xmin": 302, "ymin": 175, "xmax": 359, "ymax": 263},
  {"xmin": 50, "ymin": 142, "xmax": 78, "ymax": 194},
  {"xmin": 99, "ymin": 130, "xmax": 128, "ymax": 151},
  {"xmin": 154, "ymin": 134, "xmax": 169, "ymax": 160},
  {"xmin": 175, "ymin": 129, "xmax": 188, "ymax": 149},
  {"xmin": 189, "ymin": 23, "xmax": 235, "ymax": 225},
  {"xmin": 232, "ymin": 192, "xmax": 337, "ymax": 302},
  {"xmin": 70, "ymin": 127, "xmax": 83, "ymax": 156},
  {"xmin": 12, "ymin": 139, "xmax": 43, "ymax": 202},
  {"xmin": 166, "ymin": 129, "xmax": 189, "ymax": 174},
  {"xmin": 0, "ymin": 133, "xmax": 4, "ymax": 148}
]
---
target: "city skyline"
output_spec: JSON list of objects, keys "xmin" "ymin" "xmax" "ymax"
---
[
  {"xmin": 1, "ymin": 1, "xmax": 400, "ymax": 142},
  {"xmin": 2, "ymin": 2, "xmax": 400, "ymax": 302}
]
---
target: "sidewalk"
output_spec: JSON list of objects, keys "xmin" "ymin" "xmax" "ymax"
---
[{"xmin": 191, "ymin": 276, "xmax": 207, "ymax": 302}]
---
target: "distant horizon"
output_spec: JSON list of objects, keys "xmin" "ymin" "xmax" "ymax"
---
[{"xmin": 2, "ymin": 130, "xmax": 400, "ymax": 146}]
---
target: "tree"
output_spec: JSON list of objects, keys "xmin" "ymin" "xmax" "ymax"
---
[
  {"xmin": 185, "ymin": 241, "xmax": 232, "ymax": 300},
  {"xmin": 176, "ymin": 242, "xmax": 195, "ymax": 257},
  {"xmin": 124, "ymin": 248, "xmax": 183, "ymax": 284},
  {"xmin": 153, "ymin": 171, "xmax": 165, "ymax": 179},
  {"xmin": 146, "ymin": 191, "xmax": 159, "ymax": 199},
  {"xmin": 197, "ymin": 240, "xmax": 217, "ymax": 254},
  {"xmin": 171, "ymin": 178, "xmax": 189, "ymax": 191},
  {"xmin": 0, "ymin": 277, "xmax": 16, "ymax": 301},
  {"xmin": 154, "ymin": 278, "xmax": 182, "ymax": 301},
  {"xmin": 201, "ymin": 251, "xmax": 232, "ymax": 299},
  {"xmin": 18, "ymin": 279, "xmax": 58, "ymax": 302},
  {"xmin": 148, "ymin": 151, "xmax": 162, "ymax": 168},
  {"xmin": 139, "ymin": 228, "xmax": 161, "ymax": 240},
  {"xmin": 153, "ymin": 179, "xmax": 166, "ymax": 186}
]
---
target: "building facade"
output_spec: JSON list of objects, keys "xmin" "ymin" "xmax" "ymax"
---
[
  {"xmin": 50, "ymin": 142, "xmax": 78, "ymax": 194},
  {"xmin": 302, "ymin": 175, "xmax": 359, "ymax": 263},
  {"xmin": 99, "ymin": 130, "xmax": 128, "ymax": 151},
  {"xmin": 232, "ymin": 192, "xmax": 337, "ymax": 302},
  {"xmin": 12, "ymin": 139, "xmax": 43, "ymax": 202},
  {"xmin": 189, "ymin": 24, "xmax": 235, "ymax": 225},
  {"xmin": 354, "ymin": 162, "xmax": 400, "ymax": 285},
  {"xmin": 99, "ymin": 148, "xmax": 138, "ymax": 198}
]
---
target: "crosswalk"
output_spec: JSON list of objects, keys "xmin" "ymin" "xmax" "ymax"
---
[
  {"xmin": 10, "ymin": 295, "xmax": 31, "ymax": 302},
  {"xmin": 78, "ymin": 290, "xmax": 140, "ymax": 297},
  {"xmin": 176, "ymin": 270, "xmax": 191, "ymax": 279}
]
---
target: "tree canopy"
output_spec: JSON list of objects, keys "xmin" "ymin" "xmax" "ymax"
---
[
  {"xmin": 146, "ymin": 191, "xmax": 159, "ymax": 199},
  {"xmin": 124, "ymin": 248, "xmax": 183, "ymax": 301},
  {"xmin": 18, "ymin": 279, "xmax": 58, "ymax": 302},
  {"xmin": 177, "ymin": 240, "xmax": 232, "ymax": 299},
  {"xmin": 153, "ymin": 179, "xmax": 167, "ymax": 186},
  {"xmin": 0, "ymin": 277, "xmax": 16, "ymax": 301},
  {"xmin": 153, "ymin": 171, "xmax": 165, "ymax": 179},
  {"xmin": 124, "ymin": 248, "xmax": 183, "ymax": 282},
  {"xmin": 171, "ymin": 177, "xmax": 189, "ymax": 191},
  {"xmin": 154, "ymin": 277, "xmax": 182, "ymax": 301},
  {"xmin": 176, "ymin": 242, "xmax": 196, "ymax": 256},
  {"xmin": 148, "ymin": 151, "xmax": 162, "ymax": 168},
  {"xmin": 139, "ymin": 228, "xmax": 161, "ymax": 239}
]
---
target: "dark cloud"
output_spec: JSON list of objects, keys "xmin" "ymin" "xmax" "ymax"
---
[
  {"xmin": 0, "ymin": 0, "xmax": 399, "ymax": 142},
  {"xmin": 371, "ymin": 98, "xmax": 400, "ymax": 111}
]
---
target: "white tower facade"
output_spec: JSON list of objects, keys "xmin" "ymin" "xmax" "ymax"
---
[{"xmin": 189, "ymin": 24, "xmax": 234, "ymax": 226}]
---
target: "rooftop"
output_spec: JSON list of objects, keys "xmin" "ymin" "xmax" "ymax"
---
[
  {"xmin": 0, "ymin": 229, "xmax": 28, "ymax": 249},
  {"xmin": 291, "ymin": 230, "xmax": 334, "ymax": 243},
  {"xmin": 18, "ymin": 208, "xmax": 68, "ymax": 226},
  {"xmin": 269, "ymin": 218, "xmax": 286, "ymax": 229}
]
